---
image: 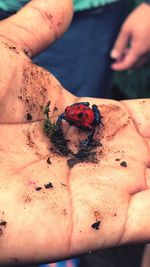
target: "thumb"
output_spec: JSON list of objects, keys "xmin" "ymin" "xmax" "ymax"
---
[
  {"xmin": 0, "ymin": 0, "xmax": 73, "ymax": 57},
  {"xmin": 110, "ymin": 26, "xmax": 130, "ymax": 59}
]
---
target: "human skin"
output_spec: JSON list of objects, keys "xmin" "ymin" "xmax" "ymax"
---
[
  {"xmin": 111, "ymin": 3, "xmax": 150, "ymax": 70},
  {"xmin": 141, "ymin": 244, "xmax": 150, "ymax": 267},
  {"xmin": 0, "ymin": 1, "xmax": 150, "ymax": 266}
]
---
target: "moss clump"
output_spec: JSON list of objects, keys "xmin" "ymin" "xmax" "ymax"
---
[{"xmin": 43, "ymin": 102, "xmax": 71, "ymax": 156}]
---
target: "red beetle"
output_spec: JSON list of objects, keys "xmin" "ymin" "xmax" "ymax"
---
[{"xmin": 56, "ymin": 102, "xmax": 103, "ymax": 146}]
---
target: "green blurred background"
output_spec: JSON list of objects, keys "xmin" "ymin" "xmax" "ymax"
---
[{"xmin": 112, "ymin": 0, "xmax": 150, "ymax": 100}]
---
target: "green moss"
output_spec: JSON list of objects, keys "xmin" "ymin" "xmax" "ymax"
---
[{"xmin": 43, "ymin": 102, "xmax": 71, "ymax": 156}]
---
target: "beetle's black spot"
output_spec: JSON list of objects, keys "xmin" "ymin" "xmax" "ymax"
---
[
  {"xmin": 78, "ymin": 112, "xmax": 83, "ymax": 119},
  {"xmin": 0, "ymin": 220, "xmax": 7, "ymax": 227},
  {"xmin": 44, "ymin": 182, "xmax": 53, "ymax": 189},
  {"xmin": 85, "ymin": 114, "xmax": 89, "ymax": 117},
  {"xmin": 35, "ymin": 186, "xmax": 42, "ymax": 191},
  {"xmin": 91, "ymin": 220, "xmax": 101, "ymax": 230},
  {"xmin": 120, "ymin": 161, "xmax": 127, "ymax": 167}
]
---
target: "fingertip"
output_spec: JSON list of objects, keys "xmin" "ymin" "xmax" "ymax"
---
[
  {"xmin": 111, "ymin": 29, "xmax": 130, "ymax": 60},
  {"xmin": 110, "ymin": 49, "xmax": 120, "ymax": 59},
  {"xmin": 111, "ymin": 64, "xmax": 125, "ymax": 71},
  {"xmin": 111, "ymin": 49, "xmax": 139, "ymax": 71},
  {"xmin": 111, "ymin": 59, "xmax": 130, "ymax": 71}
]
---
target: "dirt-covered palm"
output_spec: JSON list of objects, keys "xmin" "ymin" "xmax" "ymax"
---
[{"xmin": 0, "ymin": 1, "xmax": 150, "ymax": 266}]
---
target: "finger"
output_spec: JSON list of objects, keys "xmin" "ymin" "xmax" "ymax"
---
[
  {"xmin": 121, "ymin": 190, "xmax": 150, "ymax": 244},
  {"xmin": 110, "ymin": 27, "xmax": 131, "ymax": 60},
  {"xmin": 122, "ymin": 99, "xmax": 150, "ymax": 139},
  {"xmin": 141, "ymin": 244, "xmax": 150, "ymax": 267},
  {"xmin": 0, "ymin": 0, "xmax": 73, "ymax": 57},
  {"xmin": 114, "ymin": 89, "xmax": 150, "ymax": 246},
  {"xmin": 111, "ymin": 48, "xmax": 139, "ymax": 71}
]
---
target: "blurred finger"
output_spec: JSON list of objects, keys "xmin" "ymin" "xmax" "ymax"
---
[
  {"xmin": 111, "ymin": 48, "xmax": 140, "ymax": 71},
  {"xmin": 110, "ymin": 27, "xmax": 131, "ymax": 60}
]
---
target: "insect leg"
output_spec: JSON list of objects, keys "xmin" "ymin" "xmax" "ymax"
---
[
  {"xmin": 92, "ymin": 105, "xmax": 104, "ymax": 126},
  {"xmin": 80, "ymin": 129, "xmax": 95, "ymax": 148},
  {"xmin": 56, "ymin": 113, "xmax": 66, "ymax": 128}
]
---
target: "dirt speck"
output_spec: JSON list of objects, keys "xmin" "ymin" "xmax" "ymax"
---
[
  {"xmin": 0, "ymin": 220, "xmax": 7, "ymax": 227},
  {"xmin": 44, "ymin": 182, "xmax": 53, "ymax": 189},
  {"xmin": 120, "ymin": 161, "xmax": 127, "ymax": 167},
  {"xmin": 47, "ymin": 157, "xmax": 51, "ymax": 164},
  {"xmin": 35, "ymin": 186, "xmax": 42, "ymax": 191},
  {"xmin": 26, "ymin": 113, "xmax": 32, "ymax": 121},
  {"xmin": 91, "ymin": 220, "xmax": 101, "ymax": 230}
]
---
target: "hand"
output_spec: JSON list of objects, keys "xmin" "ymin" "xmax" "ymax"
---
[
  {"xmin": 0, "ymin": 1, "xmax": 150, "ymax": 266},
  {"xmin": 111, "ymin": 3, "xmax": 150, "ymax": 70}
]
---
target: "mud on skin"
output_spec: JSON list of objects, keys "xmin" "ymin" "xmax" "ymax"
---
[{"xmin": 0, "ymin": 219, "xmax": 7, "ymax": 237}]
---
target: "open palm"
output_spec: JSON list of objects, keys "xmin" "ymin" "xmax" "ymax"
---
[{"xmin": 0, "ymin": 1, "xmax": 150, "ymax": 266}]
